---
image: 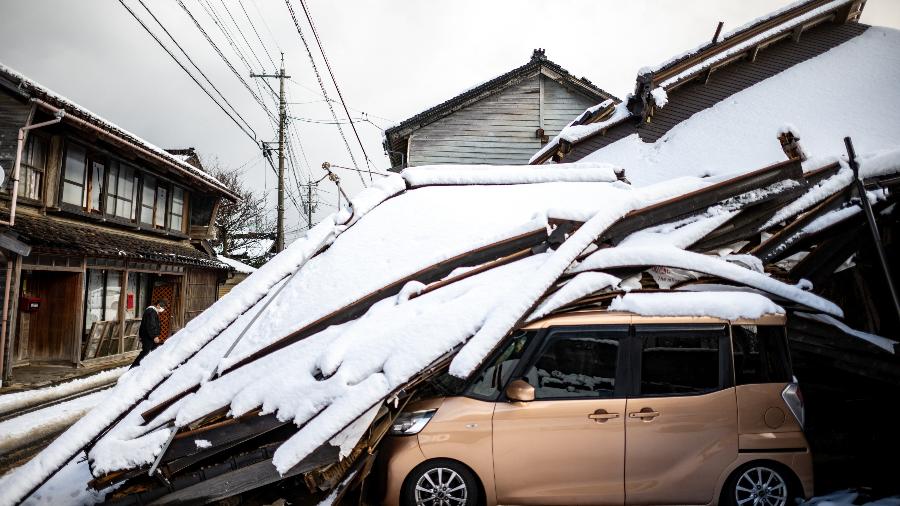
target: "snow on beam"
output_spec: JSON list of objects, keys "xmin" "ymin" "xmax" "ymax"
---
[
  {"xmin": 788, "ymin": 226, "xmax": 862, "ymax": 283},
  {"xmin": 752, "ymin": 186, "xmax": 853, "ymax": 262},
  {"xmin": 598, "ymin": 159, "xmax": 804, "ymax": 245},
  {"xmin": 689, "ymin": 193, "xmax": 798, "ymax": 252},
  {"xmin": 571, "ymin": 245, "xmax": 843, "ymax": 316},
  {"xmin": 401, "ymin": 162, "xmax": 624, "ymax": 188}
]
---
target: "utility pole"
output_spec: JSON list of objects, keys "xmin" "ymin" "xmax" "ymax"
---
[
  {"xmin": 252, "ymin": 54, "xmax": 290, "ymax": 253},
  {"xmin": 307, "ymin": 181, "xmax": 313, "ymax": 230}
]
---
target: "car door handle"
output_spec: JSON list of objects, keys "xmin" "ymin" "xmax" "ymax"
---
[
  {"xmin": 629, "ymin": 408, "xmax": 660, "ymax": 420},
  {"xmin": 588, "ymin": 409, "xmax": 619, "ymax": 423}
]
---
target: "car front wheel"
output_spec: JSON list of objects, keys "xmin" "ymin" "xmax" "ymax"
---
[{"xmin": 401, "ymin": 459, "xmax": 479, "ymax": 506}]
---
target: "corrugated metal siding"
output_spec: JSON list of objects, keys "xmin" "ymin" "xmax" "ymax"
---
[
  {"xmin": 542, "ymin": 76, "xmax": 599, "ymax": 137},
  {"xmin": 409, "ymin": 77, "xmax": 541, "ymax": 166},
  {"xmin": 565, "ymin": 21, "xmax": 868, "ymax": 162}
]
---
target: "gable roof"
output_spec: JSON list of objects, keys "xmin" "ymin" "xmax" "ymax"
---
[
  {"xmin": 531, "ymin": 0, "xmax": 868, "ymax": 166},
  {"xmin": 383, "ymin": 49, "xmax": 617, "ymax": 168},
  {"xmin": 0, "ymin": 63, "xmax": 239, "ymax": 201}
]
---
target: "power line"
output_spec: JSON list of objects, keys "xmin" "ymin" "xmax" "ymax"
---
[
  {"xmin": 237, "ymin": 0, "xmax": 277, "ymax": 69},
  {"xmin": 297, "ymin": 0, "xmax": 374, "ymax": 181},
  {"xmin": 116, "ymin": 0, "xmax": 258, "ymax": 143},
  {"xmin": 283, "ymin": 0, "xmax": 367, "ymax": 186},
  {"xmin": 215, "ymin": 0, "xmax": 267, "ymax": 72},
  {"xmin": 133, "ymin": 0, "xmax": 257, "ymax": 136},
  {"xmin": 328, "ymin": 163, "xmax": 390, "ymax": 177},
  {"xmin": 286, "ymin": 76, "xmax": 395, "ymax": 124},
  {"xmin": 247, "ymin": 0, "xmax": 282, "ymax": 53},
  {"xmin": 196, "ymin": 0, "xmax": 255, "ymax": 73},
  {"xmin": 176, "ymin": 0, "xmax": 276, "ymax": 122}
]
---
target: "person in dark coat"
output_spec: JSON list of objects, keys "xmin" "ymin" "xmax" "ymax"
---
[{"xmin": 130, "ymin": 299, "xmax": 167, "ymax": 369}]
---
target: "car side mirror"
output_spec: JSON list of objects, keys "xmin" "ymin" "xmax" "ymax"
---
[{"xmin": 505, "ymin": 379, "xmax": 535, "ymax": 402}]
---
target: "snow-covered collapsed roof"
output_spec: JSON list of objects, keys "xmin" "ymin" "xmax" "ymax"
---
[
  {"xmin": 578, "ymin": 25, "xmax": 900, "ymax": 185},
  {"xmin": 5, "ymin": 152, "xmax": 897, "ymax": 503},
  {"xmin": 0, "ymin": 63, "xmax": 237, "ymax": 200},
  {"xmin": 531, "ymin": 0, "xmax": 900, "ymax": 186}
]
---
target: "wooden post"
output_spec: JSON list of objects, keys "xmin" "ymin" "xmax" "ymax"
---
[
  {"xmin": 844, "ymin": 136, "xmax": 900, "ymax": 322},
  {"xmin": 76, "ymin": 258, "xmax": 86, "ymax": 367},
  {"xmin": 118, "ymin": 269, "xmax": 127, "ymax": 355}
]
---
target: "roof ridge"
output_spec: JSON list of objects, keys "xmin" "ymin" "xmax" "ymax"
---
[{"xmin": 384, "ymin": 51, "xmax": 616, "ymax": 139}]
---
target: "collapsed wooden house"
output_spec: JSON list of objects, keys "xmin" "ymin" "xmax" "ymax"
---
[{"xmin": 2, "ymin": 0, "xmax": 898, "ymax": 504}]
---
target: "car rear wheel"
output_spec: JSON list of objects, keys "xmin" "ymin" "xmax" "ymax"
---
[
  {"xmin": 725, "ymin": 463, "xmax": 798, "ymax": 506},
  {"xmin": 401, "ymin": 459, "xmax": 479, "ymax": 506}
]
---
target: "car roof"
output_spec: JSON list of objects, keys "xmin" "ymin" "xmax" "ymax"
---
[{"xmin": 522, "ymin": 309, "xmax": 786, "ymax": 330}]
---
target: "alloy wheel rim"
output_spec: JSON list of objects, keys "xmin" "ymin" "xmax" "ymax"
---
[
  {"xmin": 414, "ymin": 467, "xmax": 468, "ymax": 506},
  {"xmin": 735, "ymin": 466, "xmax": 788, "ymax": 506}
]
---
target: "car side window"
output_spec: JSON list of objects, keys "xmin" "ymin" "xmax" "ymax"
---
[
  {"xmin": 637, "ymin": 326, "xmax": 723, "ymax": 397},
  {"xmin": 732, "ymin": 325, "xmax": 791, "ymax": 385},
  {"xmin": 522, "ymin": 330, "xmax": 622, "ymax": 400},
  {"xmin": 466, "ymin": 331, "xmax": 535, "ymax": 400}
]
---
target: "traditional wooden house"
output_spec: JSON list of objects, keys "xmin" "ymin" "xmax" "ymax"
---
[
  {"xmin": 383, "ymin": 49, "xmax": 616, "ymax": 170},
  {"xmin": 0, "ymin": 64, "xmax": 238, "ymax": 388}
]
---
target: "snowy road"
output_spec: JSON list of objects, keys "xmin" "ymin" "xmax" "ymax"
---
[{"xmin": 0, "ymin": 387, "xmax": 112, "ymax": 475}]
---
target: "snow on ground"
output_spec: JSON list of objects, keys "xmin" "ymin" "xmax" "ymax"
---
[
  {"xmin": 0, "ymin": 389, "xmax": 111, "ymax": 454},
  {"xmin": 608, "ymin": 291, "xmax": 784, "ymax": 320},
  {"xmin": 580, "ymin": 27, "xmax": 900, "ymax": 186},
  {"xmin": 19, "ymin": 455, "xmax": 108, "ymax": 506},
  {"xmin": 0, "ymin": 367, "xmax": 124, "ymax": 416}
]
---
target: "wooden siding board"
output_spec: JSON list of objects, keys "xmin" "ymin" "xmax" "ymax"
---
[
  {"xmin": 410, "ymin": 76, "xmax": 541, "ymax": 166},
  {"xmin": 184, "ymin": 268, "xmax": 217, "ymax": 325},
  {"xmin": 542, "ymin": 78, "xmax": 598, "ymax": 137}
]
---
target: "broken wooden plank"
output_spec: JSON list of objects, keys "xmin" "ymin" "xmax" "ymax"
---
[
  {"xmin": 690, "ymin": 181, "xmax": 809, "ymax": 252},
  {"xmin": 751, "ymin": 186, "xmax": 851, "ymax": 263},
  {"xmin": 598, "ymin": 159, "xmax": 804, "ymax": 246},
  {"xmin": 789, "ymin": 228, "xmax": 862, "ymax": 286}
]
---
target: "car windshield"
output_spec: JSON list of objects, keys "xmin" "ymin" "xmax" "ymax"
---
[{"xmin": 465, "ymin": 330, "xmax": 535, "ymax": 400}]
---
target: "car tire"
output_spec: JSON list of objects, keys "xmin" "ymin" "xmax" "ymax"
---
[
  {"xmin": 722, "ymin": 462, "xmax": 800, "ymax": 506},
  {"xmin": 401, "ymin": 459, "xmax": 480, "ymax": 506}
]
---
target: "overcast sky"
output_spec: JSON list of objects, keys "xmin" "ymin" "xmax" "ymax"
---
[{"xmin": 2, "ymin": 0, "xmax": 898, "ymax": 239}]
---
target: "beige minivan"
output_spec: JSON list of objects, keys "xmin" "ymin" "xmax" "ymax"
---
[{"xmin": 376, "ymin": 308, "xmax": 812, "ymax": 506}]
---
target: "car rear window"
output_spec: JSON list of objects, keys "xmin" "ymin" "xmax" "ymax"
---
[
  {"xmin": 637, "ymin": 326, "xmax": 724, "ymax": 396},
  {"xmin": 732, "ymin": 325, "xmax": 792, "ymax": 385}
]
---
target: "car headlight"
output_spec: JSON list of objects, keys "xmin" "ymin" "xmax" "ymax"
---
[{"xmin": 389, "ymin": 409, "xmax": 436, "ymax": 435}]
